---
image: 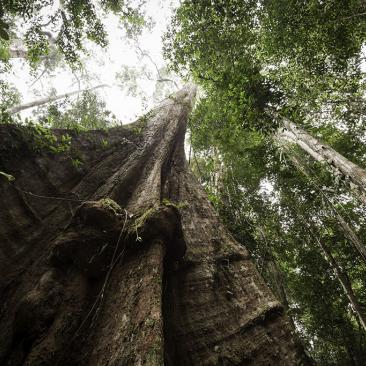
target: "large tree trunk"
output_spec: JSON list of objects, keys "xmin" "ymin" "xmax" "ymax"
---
[
  {"xmin": 0, "ymin": 87, "xmax": 307, "ymax": 365},
  {"xmin": 7, "ymin": 84, "xmax": 109, "ymax": 115},
  {"xmin": 281, "ymin": 119, "xmax": 366, "ymax": 201}
]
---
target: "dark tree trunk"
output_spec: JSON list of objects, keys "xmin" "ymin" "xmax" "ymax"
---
[{"xmin": 0, "ymin": 87, "xmax": 308, "ymax": 365}]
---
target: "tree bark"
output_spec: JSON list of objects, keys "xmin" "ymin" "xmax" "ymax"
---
[
  {"xmin": 281, "ymin": 119, "xmax": 366, "ymax": 200},
  {"xmin": 316, "ymin": 239, "xmax": 366, "ymax": 332},
  {"xmin": 283, "ymin": 148, "xmax": 366, "ymax": 264},
  {"xmin": 0, "ymin": 87, "xmax": 307, "ymax": 365},
  {"xmin": 276, "ymin": 144, "xmax": 366, "ymax": 332},
  {"xmin": 7, "ymin": 84, "xmax": 110, "ymax": 115}
]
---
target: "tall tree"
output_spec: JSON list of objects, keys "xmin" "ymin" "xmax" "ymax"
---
[
  {"xmin": 188, "ymin": 119, "xmax": 366, "ymax": 364},
  {"xmin": 0, "ymin": 87, "xmax": 308, "ymax": 365},
  {"xmin": 281, "ymin": 120, "xmax": 366, "ymax": 201}
]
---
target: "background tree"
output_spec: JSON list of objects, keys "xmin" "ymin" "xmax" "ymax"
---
[
  {"xmin": 35, "ymin": 88, "xmax": 118, "ymax": 130},
  {"xmin": 188, "ymin": 118, "xmax": 366, "ymax": 364}
]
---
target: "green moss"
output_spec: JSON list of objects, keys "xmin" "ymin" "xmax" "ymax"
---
[
  {"xmin": 145, "ymin": 339, "xmax": 163, "ymax": 365},
  {"xmin": 127, "ymin": 110, "xmax": 156, "ymax": 135},
  {"xmin": 128, "ymin": 206, "xmax": 158, "ymax": 241},
  {"xmin": 98, "ymin": 198, "xmax": 121, "ymax": 214},
  {"xmin": 144, "ymin": 317, "xmax": 156, "ymax": 328},
  {"xmin": 3, "ymin": 124, "xmax": 72, "ymax": 155},
  {"xmin": 127, "ymin": 200, "xmax": 185, "ymax": 242},
  {"xmin": 162, "ymin": 198, "xmax": 188, "ymax": 210}
]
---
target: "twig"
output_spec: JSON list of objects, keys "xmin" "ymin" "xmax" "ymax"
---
[
  {"xmin": 333, "ymin": 12, "xmax": 366, "ymax": 22},
  {"xmin": 30, "ymin": 67, "xmax": 48, "ymax": 87}
]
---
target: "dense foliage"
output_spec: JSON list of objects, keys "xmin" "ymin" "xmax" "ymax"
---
[
  {"xmin": 189, "ymin": 126, "xmax": 366, "ymax": 364},
  {"xmin": 0, "ymin": 0, "xmax": 147, "ymax": 65},
  {"xmin": 36, "ymin": 89, "xmax": 118, "ymax": 129},
  {"xmin": 166, "ymin": 0, "xmax": 366, "ymax": 364},
  {"xmin": 164, "ymin": 0, "xmax": 366, "ymax": 132}
]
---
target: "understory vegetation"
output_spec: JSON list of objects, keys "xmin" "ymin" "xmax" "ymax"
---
[{"xmin": 1, "ymin": 1, "xmax": 366, "ymax": 364}]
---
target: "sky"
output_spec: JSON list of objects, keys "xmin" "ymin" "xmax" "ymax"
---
[{"xmin": 4, "ymin": 0, "xmax": 180, "ymax": 123}]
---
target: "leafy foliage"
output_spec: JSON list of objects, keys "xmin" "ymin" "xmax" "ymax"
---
[
  {"xmin": 164, "ymin": 0, "xmax": 366, "ymax": 131},
  {"xmin": 167, "ymin": 1, "xmax": 366, "ymax": 363},
  {"xmin": 0, "ymin": 0, "xmax": 148, "ymax": 65},
  {"xmin": 36, "ymin": 90, "xmax": 117, "ymax": 130},
  {"xmin": 190, "ymin": 125, "xmax": 366, "ymax": 364}
]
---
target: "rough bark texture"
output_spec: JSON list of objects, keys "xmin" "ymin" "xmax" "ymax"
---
[
  {"xmin": 281, "ymin": 120, "xmax": 366, "ymax": 201},
  {"xmin": 1, "ymin": 87, "xmax": 307, "ymax": 365}
]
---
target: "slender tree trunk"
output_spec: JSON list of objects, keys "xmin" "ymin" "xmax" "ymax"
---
[
  {"xmin": 335, "ymin": 213, "xmax": 366, "ymax": 263},
  {"xmin": 316, "ymin": 239, "xmax": 366, "ymax": 332},
  {"xmin": 284, "ymin": 149, "xmax": 366, "ymax": 264},
  {"xmin": 0, "ymin": 87, "xmax": 308, "ymax": 365},
  {"xmin": 7, "ymin": 84, "xmax": 109, "ymax": 115},
  {"xmin": 281, "ymin": 119, "xmax": 366, "ymax": 200},
  {"xmin": 277, "ymin": 145, "xmax": 366, "ymax": 332}
]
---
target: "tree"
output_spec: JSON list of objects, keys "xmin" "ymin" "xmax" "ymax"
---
[
  {"xmin": 0, "ymin": 87, "xmax": 309, "ymax": 365},
  {"xmin": 164, "ymin": 0, "xmax": 366, "ymax": 132},
  {"xmin": 0, "ymin": 81, "xmax": 21, "ymax": 115},
  {"xmin": 280, "ymin": 119, "xmax": 366, "ymax": 204},
  {"xmin": 36, "ymin": 89, "xmax": 118, "ymax": 130},
  {"xmin": 0, "ymin": 0, "xmax": 147, "ymax": 65},
  {"xmin": 7, "ymin": 84, "xmax": 109, "ymax": 115},
  {"xmin": 188, "ymin": 116, "xmax": 366, "ymax": 364}
]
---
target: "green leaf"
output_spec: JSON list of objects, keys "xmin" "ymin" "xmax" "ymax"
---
[
  {"xmin": 0, "ymin": 19, "xmax": 9, "ymax": 30},
  {"xmin": 0, "ymin": 28, "xmax": 9, "ymax": 41}
]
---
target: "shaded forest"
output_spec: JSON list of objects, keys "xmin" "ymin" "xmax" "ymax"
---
[{"xmin": 1, "ymin": 1, "xmax": 366, "ymax": 365}]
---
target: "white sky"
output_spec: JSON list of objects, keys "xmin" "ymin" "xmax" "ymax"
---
[{"xmin": 4, "ymin": 0, "xmax": 180, "ymax": 123}]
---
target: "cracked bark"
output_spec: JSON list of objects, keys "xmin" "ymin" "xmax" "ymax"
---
[{"xmin": 0, "ymin": 87, "xmax": 308, "ymax": 365}]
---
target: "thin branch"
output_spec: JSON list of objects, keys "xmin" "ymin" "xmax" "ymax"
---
[
  {"xmin": 30, "ymin": 67, "xmax": 48, "ymax": 87},
  {"xmin": 135, "ymin": 43, "xmax": 179, "ymax": 89},
  {"xmin": 334, "ymin": 12, "xmax": 366, "ymax": 22}
]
